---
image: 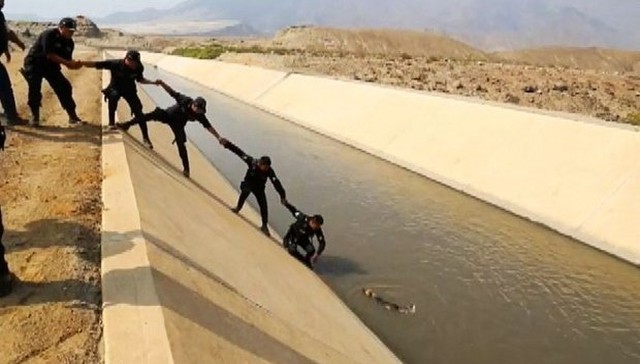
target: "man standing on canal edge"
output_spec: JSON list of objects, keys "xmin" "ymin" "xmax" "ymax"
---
[{"xmin": 20, "ymin": 17, "xmax": 83, "ymax": 127}]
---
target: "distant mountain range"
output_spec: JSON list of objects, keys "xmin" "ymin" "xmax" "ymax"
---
[{"xmin": 96, "ymin": 0, "xmax": 640, "ymax": 50}]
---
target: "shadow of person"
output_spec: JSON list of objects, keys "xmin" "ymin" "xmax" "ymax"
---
[
  {"xmin": 102, "ymin": 266, "xmax": 316, "ymax": 364},
  {"xmin": 4, "ymin": 219, "xmax": 100, "ymax": 262},
  {"xmin": 313, "ymin": 255, "xmax": 367, "ymax": 277},
  {"xmin": 8, "ymin": 123, "xmax": 101, "ymax": 146},
  {"xmin": 0, "ymin": 275, "xmax": 100, "ymax": 310}
]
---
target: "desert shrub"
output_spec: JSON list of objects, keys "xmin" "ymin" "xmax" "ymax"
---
[
  {"xmin": 172, "ymin": 45, "xmax": 225, "ymax": 59},
  {"xmin": 625, "ymin": 112, "xmax": 640, "ymax": 125}
]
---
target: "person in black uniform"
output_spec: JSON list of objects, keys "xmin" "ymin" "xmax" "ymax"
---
[
  {"xmin": 283, "ymin": 201, "xmax": 326, "ymax": 269},
  {"xmin": 0, "ymin": 125, "xmax": 11, "ymax": 296},
  {"xmin": 20, "ymin": 17, "xmax": 82, "ymax": 127},
  {"xmin": 81, "ymin": 50, "xmax": 160, "ymax": 148},
  {"xmin": 117, "ymin": 80, "xmax": 225, "ymax": 177},
  {"xmin": 0, "ymin": 0, "xmax": 27, "ymax": 125},
  {"xmin": 223, "ymin": 140, "xmax": 287, "ymax": 236}
]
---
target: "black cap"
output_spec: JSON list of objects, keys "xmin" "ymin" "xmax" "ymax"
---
[
  {"xmin": 259, "ymin": 156, "xmax": 272, "ymax": 166},
  {"xmin": 192, "ymin": 97, "xmax": 207, "ymax": 114},
  {"xmin": 59, "ymin": 17, "xmax": 77, "ymax": 30},
  {"xmin": 312, "ymin": 214, "xmax": 324, "ymax": 225},
  {"xmin": 125, "ymin": 50, "xmax": 141, "ymax": 62}
]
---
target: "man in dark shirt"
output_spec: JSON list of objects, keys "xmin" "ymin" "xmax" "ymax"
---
[
  {"xmin": 20, "ymin": 17, "xmax": 82, "ymax": 127},
  {"xmin": 223, "ymin": 140, "xmax": 287, "ymax": 236},
  {"xmin": 0, "ymin": 0, "xmax": 26, "ymax": 124},
  {"xmin": 81, "ymin": 50, "xmax": 160, "ymax": 148},
  {"xmin": 283, "ymin": 201, "xmax": 326, "ymax": 269},
  {"xmin": 117, "ymin": 80, "xmax": 225, "ymax": 177}
]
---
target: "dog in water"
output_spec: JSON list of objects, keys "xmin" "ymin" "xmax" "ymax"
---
[{"xmin": 362, "ymin": 288, "xmax": 416, "ymax": 314}]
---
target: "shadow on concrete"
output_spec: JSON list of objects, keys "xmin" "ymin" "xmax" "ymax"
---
[
  {"xmin": 123, "ymin": 132, "xmax": 285, "ymax": 246},
  {"xmin": 100, "ymin": 222, "xmax": 318, "ymax": 361},
  {"xmin": 103, "ymin": 266, "xmax": 316, "ymax": 364},
  {"xmin": 314, "ymin": 255, "xmax": 368, "ymax": 277},
  {"xmin": 8, "ymin": 123, "xmax": 101, "ymax": 146},
  {"xmin": 142, "ymin": 231, "xmax": 239, "ymax": 295}
]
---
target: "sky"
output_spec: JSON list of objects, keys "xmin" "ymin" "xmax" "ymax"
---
[{"xmin": 3, "ymin": 0, "xmax": 178, "ymax": 19}]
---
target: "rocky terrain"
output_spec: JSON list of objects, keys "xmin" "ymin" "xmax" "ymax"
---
[{"xmin": 213, "ymin": 27, "xmax": 640, "ymax": 125}]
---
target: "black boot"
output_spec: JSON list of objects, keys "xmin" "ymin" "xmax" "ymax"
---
[
  {"xmin": 67, "ymin": 109, "xmax": 83, "ymax": 125},
  {"xmin": 260, "ymin": 225, "xmax": 271, "ymax": 237},
  {"xmin": 29, "ymin": 109, "xmax": 40, "ymax": 127}
]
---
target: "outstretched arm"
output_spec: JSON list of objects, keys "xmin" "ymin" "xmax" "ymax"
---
[
  {"xmin": 47, "ymin": 53, "xmax": 80, "ymax": 69},
  {"xmin": 79, "ymin": 60, "xmax": 112, "ymax": 69},
  {"xmin": 137, "ymin": 78, "xmax": 159, "ymax": 85},
  {"xmin": 158, "ymin": 80, "xmax": 182, "ymax": 96},
  {"xmin": 268, "ymin": 170, "xmax": 287, "ymax": 202},
  {"xmin": 284, "ymin": 201, "xmax": 301, "ymax": 218},
  {"xmin": 196, "ymin": 115, "xmax": 223, "ymax": 142},
  {"xmin": 223, "ymin": 140, "xmax": 253, "ymax": 166}
]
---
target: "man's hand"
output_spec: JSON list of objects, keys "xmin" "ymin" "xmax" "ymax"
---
[
  {"xmin": 4, "ymin": 51, "xmax": 10, "ymax": 63},
  {"xmin": 311, "ymin": 254, "xmax": 319, "ymax": 265},
  {"xmin": 66, "ymin": 60, "xmax": 82, "ymax": 70},
  {"xmin": 281, "ymin": 197, "xmax": 288, "ymax": 205},
  {"xmin": 218, "ymin": 137, "xmax": 228, "ymax": 146},
  {"xmin": 0, "ymin": 126, "xmax": 6, "ymax": 151},
  {"xmin": 154, "ymin": 79, "xmax": 163, "ymax": 85}
]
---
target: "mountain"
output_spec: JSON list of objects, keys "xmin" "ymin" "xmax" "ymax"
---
[{"xmin": 97, "ymin": 0, "xmax": 640, "ymax": 50}]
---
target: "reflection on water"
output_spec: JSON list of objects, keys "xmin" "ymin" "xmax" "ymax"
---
[{"xmin": 141, "ymin": 69, "xmax": 640, "ymax": 364}]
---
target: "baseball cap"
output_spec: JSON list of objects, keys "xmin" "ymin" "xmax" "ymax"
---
[
  {"xmin": 258, "ymin": 156, "xmax": 272, "ymax": 166},
  {"xmin": 125, "ymin": 50, "xmax": 141, "ymax": 62},
  {"xmin": 312, "ymin": 214, "xmax": 324, "ymax": 225},
  {"xmin": 59, "ymin": 17, "xmax": 77, "ymax": 31},
  {"xmin": 192, "ymin": 97, "xmax": 207, "ymax": 114}
]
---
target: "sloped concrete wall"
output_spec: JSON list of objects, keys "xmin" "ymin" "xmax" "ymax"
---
[{"xmin": 100, "ymin": 65, "xmax": 401, "ymax": 363}]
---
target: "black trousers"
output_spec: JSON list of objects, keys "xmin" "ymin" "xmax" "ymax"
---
[
  {"xmin": 284, "ymin": 233, "xmax": 315, "ymax": 269},
  {"xmin": 106, "ymin": 89, "xmax": 149, "ymax": 140},
  {"xmin": 0, "ymin": 62, "xmax": 18, "ymax": 118},
  {"xmin": 125, "ymin": 107, "xmax": 189, "ymax": 171},
  {"xmin": 0, "ymin": 206, "xmax": 9, "ymax": 275},
  {"xmin": 23, "ymin": 65, "xmax": 76, "ymax": 115},
  {"xmin": 236, "ymin": 183, "xmax": 268, "ymax": 227}
]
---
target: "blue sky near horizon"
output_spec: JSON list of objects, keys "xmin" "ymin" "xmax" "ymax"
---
[{"xmin": 3, "ymin": 0, "xmax": 177, "ymax": 19}]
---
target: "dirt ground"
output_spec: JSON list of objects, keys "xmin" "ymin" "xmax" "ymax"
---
[{"xmin": 0, "ymin": 50, "xmax": 103, "ymax": 363}]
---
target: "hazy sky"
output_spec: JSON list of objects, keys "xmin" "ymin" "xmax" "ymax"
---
[{"xmin": 3, "ymin": 0, "xmax": 178, "ymax": 18}]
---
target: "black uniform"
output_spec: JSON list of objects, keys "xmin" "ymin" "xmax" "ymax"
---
[
  {"xmin": 122, "ymin": 89, "xmax": 212, "ymax": 173},
  {"xmin": 95, "ymin": 59, "xmax": 149, "ymax": 138},
  {"xmin": 0, "ymin": 10, "xmax": 18, "ymax": 121},
  {"xmin": 224, "ymin": 141, "xmax": 286, "ymax": 227},
  {"xmin": 22, "ymin": 28, "xmax": 76, "ymax": 118},
  {"xmin": 283, "ymin": 202, "xmax": 326, "ymax": 268}
]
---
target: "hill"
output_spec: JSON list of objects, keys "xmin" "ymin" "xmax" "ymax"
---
[
  {"xmin": 496, "ymin": 47, "xmax": 640, "ymax": 73},
  {"xmin": 97, "ymin": 0, "xmax": 640, "ymax": 51},
  {"xmin": 270, "ymin": 26, "xmax": 487, "ymax": 60}
]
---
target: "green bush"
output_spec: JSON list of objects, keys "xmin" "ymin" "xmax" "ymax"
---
[
  {"xmin": 625, "ymin": 112, "xmax": 640, "ymax": 126},
  {"xmin": 172, "ymin": 46, "xmax": 225, "ymax": 59}
]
